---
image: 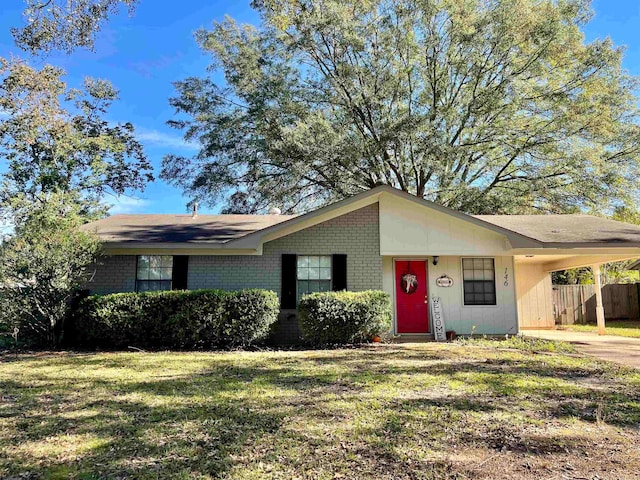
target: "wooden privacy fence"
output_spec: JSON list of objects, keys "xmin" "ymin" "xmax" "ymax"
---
[{"xmin": 552, "ymin": 284, "xmax": 640, "ymax": 325}]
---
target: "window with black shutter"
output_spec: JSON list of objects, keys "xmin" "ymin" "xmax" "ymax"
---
[
  {"xmin": 296, "ymin": 255, "xmax": 332, "ymax": 301},
  {"xmin": 281, "ymin": 253, "xmax": 347, "ymax": 307}
]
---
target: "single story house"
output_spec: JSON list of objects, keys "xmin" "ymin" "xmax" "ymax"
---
[{"xmin": 82, "ymin": 186, "xmax": 640, "ymax": 342}]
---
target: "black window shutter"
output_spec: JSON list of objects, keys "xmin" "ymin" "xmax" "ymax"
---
[
  {"xmin": 332, "ymin": 254, "xmax": 347, "ymax": 291},
  {"xmin": 281, "ymin": 254, "xmax": 297, "ymax": 309},
  {"xmin": 172, "ymin": 255, "xmax": 189, "ymax": 290}
]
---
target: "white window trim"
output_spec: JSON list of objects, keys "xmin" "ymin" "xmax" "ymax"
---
[
  {"xmin": 460, "ymin": 257, "xmax": 498, "ymax": 308},
  {"xmin": 136, "ymin": 255, "xmax": 173, "ymax": 292},
  {"xmin": 296, "ymin": 255, "xmax": 333, "ymax": 300}
]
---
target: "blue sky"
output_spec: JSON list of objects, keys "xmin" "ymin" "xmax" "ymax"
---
[{"xmin": 0, "ymin": 0, "xmax": 639, "ymax": 215}]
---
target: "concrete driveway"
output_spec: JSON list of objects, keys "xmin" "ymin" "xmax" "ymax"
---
[{"xmin": 524, "ymin": 329, "xmax": 640, "ymax": 369}]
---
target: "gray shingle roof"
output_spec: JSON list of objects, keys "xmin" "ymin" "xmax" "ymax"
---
[
  {"xmin": 475, "ymin": 214, "xmax": 640, "ymax": 245},
  {"xmin": 81, "ymin": 214, "xmax": 296, "ymax": 244},
  {"xmin": 81, "ymin": 185, "xmax": 640, "ymax": 248}
]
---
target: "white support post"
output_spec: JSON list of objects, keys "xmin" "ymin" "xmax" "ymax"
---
[{"xmin": 592, "ymin": 263, "xmax": 606, "ymax": 336}]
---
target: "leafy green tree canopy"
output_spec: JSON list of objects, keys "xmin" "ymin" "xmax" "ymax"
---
[
  {"xmin": 163, "ymin": 0, "xmax": 640, "ymax": 214},
  {"xmin": 12, "ymin": 0, "xmax": 138, "ymax": 55},
  {"xmin": 0, "ymin": 58, "xmax": 153, "ymax": 221}
]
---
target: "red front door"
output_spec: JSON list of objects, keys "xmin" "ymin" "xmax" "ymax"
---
[{"xmin": 395, "ymin": 260, "xmax": 429, "ymax": 333}]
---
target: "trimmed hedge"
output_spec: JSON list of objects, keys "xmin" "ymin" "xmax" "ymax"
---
[
  {"xmin": 71, "ymin": 289, "xmax": 279, "ymax": 349},
  {"xmin": 298, "ymin": 290, "xmax": 392, "ymax": 344}
]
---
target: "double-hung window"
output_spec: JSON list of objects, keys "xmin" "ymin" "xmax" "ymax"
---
[
  {"xmin": 462, "ymin": 258, "xmax": 496, "ymax": 306},
  {"xmin": 136, "ymin": 255, "xmax": 173, "ymax": 292},
  {"xmin": 297, "ymin": 255, "xmax": 332, "ymax": 300}
]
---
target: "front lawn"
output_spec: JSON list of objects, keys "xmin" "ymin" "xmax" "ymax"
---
[
  {"xmin": 567, "ymin": 319, "xmax": 640, "ymax": 338},
  {"xmin": 1, "ymin": 343, "xmax": 639, "ymax": 479}
]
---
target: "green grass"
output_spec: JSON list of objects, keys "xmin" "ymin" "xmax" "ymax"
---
[
  {"xmin": 1, "ymin": 344, "xmax": 639, "ymax": 479},
  {"xmin": 567, "ymin": 320, "xmax": 640, "ymax": 338},
  {"xmin": 455, "ymin": 334, "xmax": 578, "ymax": 353}
]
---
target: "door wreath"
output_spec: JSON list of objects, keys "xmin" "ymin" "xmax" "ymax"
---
[{"xmin": 400, "ymin": 261, "xmax": 419, "ymax": 294}]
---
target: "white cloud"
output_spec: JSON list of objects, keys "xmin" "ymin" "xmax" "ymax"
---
[
  {"xmin": 108, "ymin": 196, "xmax": 151, "ymax": 214},
  {"xmin": 136, "ymin": 128, "xmax": 199, "ymax": 151}
]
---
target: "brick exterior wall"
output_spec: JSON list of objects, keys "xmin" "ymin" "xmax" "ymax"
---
[
  {"xmin": 188, "ymin": 203, "xmax": 381, "ymax": 293},
  {"xmin": 88, "ymin": 255, "xmax": 137, "ymax": 295},
  {"xmin": 86, "ymin": 203, "xmax": 382, "ymax": 343}
]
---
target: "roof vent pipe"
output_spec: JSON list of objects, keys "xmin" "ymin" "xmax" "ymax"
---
[
  {"xmin": 268, "ymin": 207, "xmax": 281, "ymax": 215},
  {"xmin": 192, "ymin": 202, "xmax": 199, "ymax": 219}
]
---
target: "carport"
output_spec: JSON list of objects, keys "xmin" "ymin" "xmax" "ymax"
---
[
  {"xmin": 476, "ymin": 214, "xmax": 640, "ymax": 335},
  {"xmin": 514, "ymin": 253, "xmax": 639, "ymax": 334}
]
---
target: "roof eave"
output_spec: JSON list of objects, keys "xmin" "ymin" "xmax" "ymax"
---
[{"xmin": 540, "ymin": 241, "xmax": 640, "ymax": 249}]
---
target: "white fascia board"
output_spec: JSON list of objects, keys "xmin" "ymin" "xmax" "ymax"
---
[
  {"xmin": 510, "ymin": 247, "xmax": 640, "ymax": 256},
  {"xmin": 541, "ymin": 254, "xmax": 640, "ymax": 272}
]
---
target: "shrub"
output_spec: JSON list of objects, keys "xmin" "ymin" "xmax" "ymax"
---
[
  {"xmin": 298, "ymin": 290, "xmax": 392, "ymax": 344},
  {"xmin": 0, "ymin": 194, "xmax": 101, "ymax": 348},
  {"xmin": 71, "ymin": 289, "xmax": 279, "ymax": 349}
]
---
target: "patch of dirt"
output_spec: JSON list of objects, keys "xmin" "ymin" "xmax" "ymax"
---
[{"xmin": 450, "ymin": 427, "xmax": 640, "ymax": 479}]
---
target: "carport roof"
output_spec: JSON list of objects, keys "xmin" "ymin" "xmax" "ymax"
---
[{"xmin": 475, "ymin": 214, "xmax": 640, "ymax": 246}]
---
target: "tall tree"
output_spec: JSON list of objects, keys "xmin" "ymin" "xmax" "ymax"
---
[
  {"xmin": 0, "ymin": 58, "xmax": 153, "ymax": 221},
  {"xmin": 1, "ymin": 2, "xmax": 145, "ymax": 349},
  {"xmin": 163, "ymin": 0, "xmax": 640, "ymax": 214},
  {"xmin": 13, "ymin": 0, "xmax": 138, "ymax": 55}
]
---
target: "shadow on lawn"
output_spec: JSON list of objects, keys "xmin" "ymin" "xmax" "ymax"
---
[
  {"xmin": 4, "ymin": 379, "xmax": 286, "ymax": 478},
  {"xmin": 1, "ymin": 347, "xmax": 639, "ymax": 478}
]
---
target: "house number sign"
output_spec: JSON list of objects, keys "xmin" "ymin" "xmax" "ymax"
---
[
  {"xmin": 430, "ymin": 297, "xmax": 447, "ymax": 342},
  {"xmin": 435, "ymin": 275, "xmax": 454, "ymax": 288}
]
